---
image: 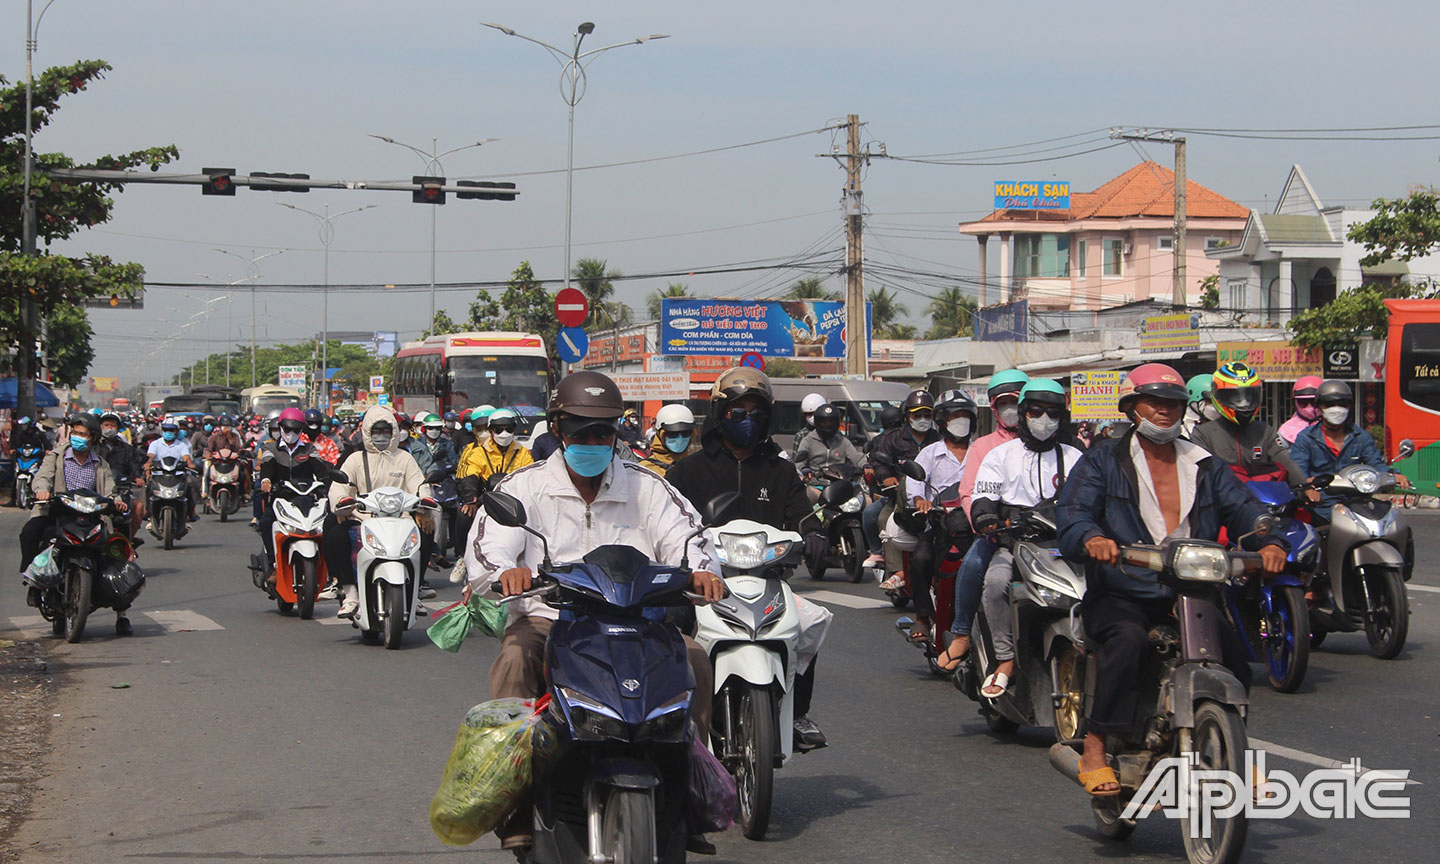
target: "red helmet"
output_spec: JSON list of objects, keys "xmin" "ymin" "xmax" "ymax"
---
[
  {"xmin": 1293, "ymin": 375, "xmax": 1323, "ymax": 399},
  {"xmin": 1117, "ymin": 363, "xmax": 1189, "ymax": 414}
]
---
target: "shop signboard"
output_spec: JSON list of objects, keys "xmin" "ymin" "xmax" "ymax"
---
[
  {"xmin": 993, "ymin": 180, "xmax": 1070, "ymax": 210},
  {"xmin": 278, "ymin": 365, "xmax": 307, "ymax": 390},
  {"xmin": 608, "ymin": 372, "xmax": 689, "ymax": 402},
  {"xmin": 1215, "ymin": 341, "xmax": 1322, "ymax": 381},
  {"xmin": 1139, "ymin": 313, "xmax": 1201, "ymax": 353},
  {"xmin": 661, "ymin": 298, "xmax": 870, "ymax": 358},
  {"xmin": 976, "ymin": 300, "xmax": 1028, "ymax": 342},
  {"xmin": 1069, "ymin": 370, "xmax": 1127, "ymax": 421},
  {"xmin": 1360, "ymin": 338, "xmax": 1386, "ymax": 382},
  {"xmin": 1323, "ymin": 345, "xmax": 1359, "ymax": 379}
]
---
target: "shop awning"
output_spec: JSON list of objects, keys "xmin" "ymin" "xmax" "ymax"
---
[{"xmin": 0, "ymin": 378, "xmax": 61, "ymax": 410}]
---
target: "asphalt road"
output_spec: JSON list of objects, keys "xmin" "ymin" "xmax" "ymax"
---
[{"xmin": 2, "ymin": 506, "xmax": 1438, "ymax": 864}]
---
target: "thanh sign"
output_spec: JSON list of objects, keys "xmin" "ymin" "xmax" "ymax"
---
[
  {"xmin": 994, "ymin": 180, "xmax": 1070, "ymax": 210},
  {"xmin": 1069, "ymin": 370, "xmax": 1126, "ymax": 421}
]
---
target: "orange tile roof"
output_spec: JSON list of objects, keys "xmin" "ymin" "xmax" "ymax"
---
[{"xmin": 975, "ymin": 162, "xmax": 1248, "ymax": 223}]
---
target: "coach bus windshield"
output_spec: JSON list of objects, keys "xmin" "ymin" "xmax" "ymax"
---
[{"xmin": 449, "ymin": 355, "xmax": 549, "ymax": 416}]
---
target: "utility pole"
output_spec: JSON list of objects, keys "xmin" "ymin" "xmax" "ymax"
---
[
  {"xmin": 1110, "ymin": 128, "xmax": 1187, "ymax": 307},
  {"xmin": 843, "ymin": 114, "xmax": 867, "ymax": 376}
]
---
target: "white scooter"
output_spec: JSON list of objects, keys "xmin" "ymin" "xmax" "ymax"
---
[
  {"xmin": 339, "ymin": 485, "xmax": 438, "ymax": 649},
  {"xmin": 693, "ymin": 483, "xmax": 846, "ymax": 840}
]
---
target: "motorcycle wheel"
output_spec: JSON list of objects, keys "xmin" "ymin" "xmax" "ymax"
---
[
  {"xmin": 64, "ymin": 567, "xmax": 92, "ymax": 644},
  {"xmin": 275, "ymin": 596, "xmax": 294, "ymax": 615},
  {"xmin": 1180, "ymin": 701, "xmax": 1249, "ymax": 864},
  {"xmin": 1363, "ymin": 568, "xmax": 1409, "ymax": 660},
  {"xmin": 1092, "ymin": 796, "xmax": 1137, "ymax": 841},
  {"xmin": 805, "ymin": 543, "xmax": 827, "ymax": 580},
  {"xmin": 295, "ymin": 557, "xmax": 317, "ymax": 620},
  {"xmin": 162, "ymin": 507, "xmax": 175, "ymax": 550},
  {"xmin": 889, "ymin": 593, "xmax": 911, "ymax": 610},
  {"xmin": 1053, "ymin": 646, "xmax": 1086, "ymax": 742},
  {"xmin": 382, "ymin": 582, "xmax": 405, "ymax": 650},
  {"xmin": 983, "ymin": 710, "xmax": 1019, "ymax": 735},
  {"xmin": 16, "ymin": 477, "xmax": 32, "ymax": 510},
  {"xmin": 735, "ymin": 686, "xmax": 776, "ymax": 840},
  {"xmin": 218, "ymin": 490, "xmax": 231, "ymax": 522},
  {"xmin": 600, "ymin": 787, "xmax": 656, "ymax": 864},
  {"xmin": 843, "ymin": 524, "xmax": 867, "ymax": 583},
  {"xmin": 1264, "ymin": 586, "xmax": 1309, "ymax": 692}
]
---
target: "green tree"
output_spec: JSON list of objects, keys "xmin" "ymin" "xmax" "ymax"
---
[
  {"xmin": 573, "ymin": 257, "xmax": 625, "ymax": 329},
  {"xmin": 763, "ymin": 357, "xmax": 805, "ymax": 378},
  {"xmin": 782, "ymin": 276, "xmax": 840, "ymax": 301},
  {"xmin": 1348, "ymin": 188, "xmax": 1440, "ymax": 266},
  {"xmin": 1199, "ymin": 274, "xmax": 1220, "ymax": 310},
  {"xmin": 924, "ymin": 287, "xmax": 978, "ymax": 340},
  {"xmin": 468, "ymin": 261, "xmax": 560, "ymax": 368},
  {"xmin": 1, "ymin": 60, "xmax": 178, "ymax": 406},
  {"xmin": 867, "ymin": 285, "xmax": 913, "ymax": 338},
  {"xmin": 422, "ymin": 309, "xmax": 462, "ymax": 339},
  {"xmin": 647, "ymin": 282, "xmax": 692, "ymax": 320},
  {"xmin": 1288, "ymin": 281, "xmax": 1438, "ymax": 349},
  {"xmin": 44, "ymin": 302, "xmax": 94, "ymax": 387}
]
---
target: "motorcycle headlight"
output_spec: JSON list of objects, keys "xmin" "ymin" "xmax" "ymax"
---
[
  {"xmin": 400, "ymin": 527, "xmax": 421, "ymax": 557},
  {"xmin": 840, "ymin": 495, "xmax": 864, "ymax": 514},
  {"xmin": 155, "ymin": 486, "xmax": 181, "ymax": 499},
  {"xmin": 1169, "ymin": 543, "xmax": 1229, "ymax": 583},
  {"xmin": 373, "ymin": 491, "xmax": 405, "ymax": 515},
  {"xmin": 638, "ymin": 691, "xmax": 692, "ymax": 743},
  {"xmin": 1350, "ymin": 467, "xmax": 1381, "ymax": 495},
  {"xmin": 66, "ymin": 496, "xmax": 103, "ymax": 514},
  {"xmin": 361, "ymin": 527, "xmax": 388, "ymax": 556},
  {"xmin": 559, "ymin": 687, "xmax": 630, "ymax": 742},
  {"xmin": 716, "ymin": 532, "xmax": 767, "ymax": 569}
]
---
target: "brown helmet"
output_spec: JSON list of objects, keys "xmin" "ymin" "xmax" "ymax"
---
[
  {"xmin": 710, "ymin": 366, "xmax": 773, "ymax": 407},
  {"xmin": 551, "ymin": 370, "xmax": 625, "ymax": 420}
]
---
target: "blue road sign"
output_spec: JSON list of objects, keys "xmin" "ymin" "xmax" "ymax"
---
[{"xmin": 557, "ymin": 327, "xmax": 589, "ymax": 364}]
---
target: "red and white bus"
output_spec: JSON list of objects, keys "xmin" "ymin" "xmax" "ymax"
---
[
  {"xmin": 1385, "ymin": 299, "xmax": 1440, "ymax": 489},
  {"xmin": 392, "ymin": 332, "xmax": 552, "ymax": 419}
]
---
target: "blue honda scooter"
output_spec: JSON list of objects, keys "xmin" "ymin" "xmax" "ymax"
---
[
  {"xmin": 484, "ymin": 490, "xmax": 708, "ymax": 864},
  {"xmin": 1222, "ymin": 480, "xmax": 1318, "ymax": 693}
]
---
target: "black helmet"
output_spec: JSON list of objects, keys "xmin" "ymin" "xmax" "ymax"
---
[
  {"xmin": 1316, "ymin": 380, "xmax": 1353, "ymax": 405},
  {"xmin": 552, "ymin": 370, "xmax": 625, "ymax": 420},
  {"xmin": 303, "ymin": 408, "xmax": 325, "ymax": 432},
  {"xmin": 935, "ymin": 389, "xmax": 977, "ymax": 420},
  {"xmin": 813, "ymin": 403, "xmax": 842, "ymax": 435},
  {"xmin": 903, "ymin": 389, "xmax": 935, "ymax": 413},
  {"xmin": 879, "ymin": 403, "xmax": 903, "ymax": 430},
  {"xmin": 69, "ymin": 413, "xmax": 101, "ymax": 437},
  {"xmin": 710, "ymin": 367, "xmax": 773, "ymax": 407}
]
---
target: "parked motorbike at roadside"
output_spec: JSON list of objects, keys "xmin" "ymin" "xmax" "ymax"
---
[
  {"xmin": 24, "ymin": 489, "xmax": 145, "ymax": 643},
  {"xmin": 483, "ymin": 489, "xmax": 704, "ymax": 864},
  {"xmin": 338, "ymin": 484, "xmax": 439, "ymax": 649},
  {"xmin": 147, "ymin": 456, "xmax": 192, "ymax": 550},
  {"xmin": 801, "ymin": 463, "xmax": 869, "ymax": 582},
  {"xmin": 1048, "ymin": 536, "xmax": 1265, "ymax": 864},
  {"xmin": 206, "ymin": 448, "xmax": 245, "ymax": 522}
]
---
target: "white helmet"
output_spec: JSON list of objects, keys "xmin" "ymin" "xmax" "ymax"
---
[
  {"xmin": 801, "ymin": 393, "xmax": 827, "ymax": 415},
  {"xmin": 655, "ymin": 403, "xmax": 696, "ymax": 432}
]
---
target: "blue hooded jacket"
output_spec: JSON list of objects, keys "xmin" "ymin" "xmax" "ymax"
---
[{"xmin": 1056, "ymin": 431, "xmax": 1282, "ymax": 601}]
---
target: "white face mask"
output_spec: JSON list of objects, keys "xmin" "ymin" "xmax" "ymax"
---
[
  {"xmin": 945, "ymin": 417, "xmax": 971, "ymax": 439},
  {"xmin": 1027, "ymin": 416, "xmax": 1059, "ymax": 441},
  {"xmin": 1136, "ymin": 417, "xmax": 1183, "ymax": 444},
  {"xmin": 1321, "ymin": 406, "xmax": 1350, "ymax": 426},
  {"xmin": 1201, "ymin": 402, "xmax": 1221, "ymax": 421},
  {"xmin": 909, "ymin": 417, "xmax": 934, "ymax": 434},
  {"xmin": 492, "ymin": 431, "xmax": 516, "ymax": 447},
  {"xmin": 281, "ymin": 431, "xmax": 300, "ymax": 446},
  {"xmin": 425, "ymin": 428, "xmax": 442, "ymax": 440},
  {"xmin": 996, "ymin": 404, "xmax": 1020, "ymax": 429},
  {"xmin": 398, "ymin": 429, "xmax": 409, "ymax": 443}
]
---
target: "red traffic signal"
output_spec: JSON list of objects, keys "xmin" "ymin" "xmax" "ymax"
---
[
  {"xmin": 413, "ymin": 175, "xmax": 446, "ymax": 205},
  {"xmin": 456, "ymin": 180, "xmax": 517, "ymax": 201},
  {"xmin": 202, "ymin": 167, "xmax": 236, "ymax": 196}
]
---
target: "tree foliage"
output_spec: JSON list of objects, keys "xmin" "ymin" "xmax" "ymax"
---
[
  {"xmin": 867, "ymin": 285, "xmax": 915, "ymax": 339},
  {"xmin": 1, "ymin": 59, "xmax": 178, "ymax": 393},
  {"xmin": 1287, "ymin": 281, "xmax": 1438, "ymax": 349},
  {"xmin": 782, "ymin": 276, "xmax": 840, "ymax": 301},
  {"xmin": 647, "ymin": 282, "xmax": 691, "ymax": 320},
  {"xmin": 1199, "ymin": 274, "xmax": 1220, "ymax": 310},
  {"xmin": 1347, "ymin": 188, "xmax": 1440, "ymax": 266},
  {"xmin": 467, "ymin": 261, "xmax": 560, "ymax": 368},
  {"xmin": 925, "ymin": 287, "xmax": 977, "ymax": 340},
  {"xmin": 173, "ymin": 340, "xmax": 392, "ymax": 399},
  {"xmin": 422, "ymin": 309, "xmax": 462, "ymax": 339},
  {"xmin": 762, "ymin": 357, "xmax": 805, "ymax": 378},
  {"xmin": 573, "ymin": 257, "xmax": 630, "ymax": 331}
]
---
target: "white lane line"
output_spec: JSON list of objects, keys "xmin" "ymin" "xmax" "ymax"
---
[
  {"xmin": 1408, "ymin": 584, "xmax": 1440, "ymax": 594},
  {"xmin": 1251, "ymin": 738, "xmax": 1422, "ymax": 786},
  {"xmin": 7, "ymin": 615, "xmax": 48, "ymax": 639},
  {"xmin": 140, "ymin": 610, "xmax": 224, "ymax": 632},
  {"xmin": 315, "ymin": 610, "xmax": 353, "ymax": 626},
  {"xmin": 799, "ymin": 589, "xmax": 892, "ymax": 610}
]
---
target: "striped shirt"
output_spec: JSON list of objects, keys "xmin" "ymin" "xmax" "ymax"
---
[{"xmin": 62, "ymin": 448, "xmax": 100, "ymax": 492}]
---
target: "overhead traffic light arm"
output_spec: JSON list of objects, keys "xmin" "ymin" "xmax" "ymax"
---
[{"xmin": 45, "ymin": 168, "xmax": 520, "ymax": 201}]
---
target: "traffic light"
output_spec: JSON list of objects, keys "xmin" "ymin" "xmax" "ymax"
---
[
  {"xmin": 202, "ymin": 167, "xmax": 236, "ymax": 196},
  {"xmin": 251, "ymin": 172, "xmax": 311, "ymax": 192},
  {"xmin": 456, "ymin": 180, "xmax": 517, "ymax": 201},
  {"xmin": 413, "ymin": 175, "xmax": 446, "ymax": 205}
]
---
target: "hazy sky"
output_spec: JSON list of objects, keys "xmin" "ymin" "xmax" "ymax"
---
[{"xmin": 7, "ymin": 0, "xmax": 1438, "ymax": 385}]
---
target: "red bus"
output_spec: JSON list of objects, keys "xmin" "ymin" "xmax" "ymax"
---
[
  {"xmin": 391, "ymin": 332, "xmax": 552, "ymax": 419},
  {"xmin": 1384, "ymin": 299, "xmax": 1440, "ymax": 488}
]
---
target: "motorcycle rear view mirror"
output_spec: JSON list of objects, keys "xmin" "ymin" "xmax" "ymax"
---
[
  {"xmin": 1310, "ymin": 473, "xmax": 1334, "ymax": 489},
  {"xmin": 483, "ymin": 489, "xmax": 552, "ymax": 569},
  {"xmin": 425, "ymin": 469, "xmax": 448, "ymax": 485},
  {"xmin": 821, "ymin": 478, "xmax": 856, "ymax": 507},
  {"xmin": 702, "ymin": 492, "xmax": 741, "ymax": 527},
  {"xmin": 1396, "ymin": 439, "xmax": 1415, "ymax": 462},
  {"xmin": 897, "ymin": 460, "xmax": 927, "ymax": 482},
  {"xmin": 330, "ymin": 468, "xmax": 350, "ymax": 484}
]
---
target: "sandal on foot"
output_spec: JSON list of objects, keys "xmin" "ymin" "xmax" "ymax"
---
[
  {"xmin": 1078, "ymin": 761, "xmax": 1121, "ymax": 797},
  {"xmin": 936, "ymin": 636, "xmax": 970, "ymax": 672},
  {"xmin": 980, "ymin": 670, "xmax": 1010, "ymax": 698}
]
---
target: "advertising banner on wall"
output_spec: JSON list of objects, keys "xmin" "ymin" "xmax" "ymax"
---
[
  {"xmin": 975, "ymin": 300, "xmax": 1029, "ymax": 342},
  {"xmin": 581, "ymin": 332, "xmax": 647, "ymax": 368},
  {"xmin": 1069, "ymin": 370, "xmax": 1127, "ymax": 421},
  {"xmin": 277, "ymin": 365, "xmax": 307, "ymax": 390},
  {"xmin": 89, "ymin": 377, "xmax": 120, "ymax": 393},
  {"xmin": 660, "ymin": 299, "xmax": 870, "ymax": 358},
  {"xmin": 1215, "ymin": 342, "xmax": 1321, "ymax": 381},
  {"xmin": 608, "ymin": 372, "xmax": 690, "ymax": 402},
  {"xmin": 993, "ymin": 180, "xmax": 1071, "ymax": 210},
  {"xmin": 1139, "ymin": 313, "xmax": 1201, "ymax": 353},
  {"xmin": 1360, "ymin": 339, "xmax": 1385, "ymax": 382}
]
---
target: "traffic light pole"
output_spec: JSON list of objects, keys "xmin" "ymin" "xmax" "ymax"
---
[{"xmin": 44, "ymin": 168, "xmax": 520, "ymax": 198}]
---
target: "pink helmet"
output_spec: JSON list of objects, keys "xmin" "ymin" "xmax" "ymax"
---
[
  {"xmin": 278, "ymin": 407, "xmax": 306, "ymax": 428},
  {"xmin": 1293, "ymin": 376, "xmax": 1323, "ymax": 399}
]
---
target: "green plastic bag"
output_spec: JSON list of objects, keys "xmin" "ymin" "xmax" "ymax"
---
[
  {"xmin": 429, "ymin": 698, "xmax": 556, "ymax": 846},
  {"xmin": 427, "ymin": 593, "xmax": 509, "ymax": 653}
]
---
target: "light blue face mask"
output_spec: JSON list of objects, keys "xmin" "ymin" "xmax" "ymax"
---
[
  {"xmin": 204, "ymin": 424, "xmax": 213, "ymax": 432},
  {"xmin": 69, "ymin": 435, "xmax": 90, "ymax": 452},
  {"xmin": 162, "ymin": 431, "xmax": 177, "ymax": 443},
  {"xmin": 664, "ymin": 434, "xmax": 691, "ymax": 454},
  {"xmin": 562, "ymin": 443, "xmax": 613, "ymax": 478}
]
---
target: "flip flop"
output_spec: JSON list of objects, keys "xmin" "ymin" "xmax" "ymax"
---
[
  {"xmin": 907, "ymin": 620, "xmax": 931, "ymax": 644},
  {"xmin": 1078, "ymin": 761, "xmax": 1121, "ymax": 797},
  {"xmin": 981, "ymin": 670, "xmax": 1010, "ymax": 698},
  {"xmin": 935, "ymin": 636, "xmax": 970, "ymax": 672}
]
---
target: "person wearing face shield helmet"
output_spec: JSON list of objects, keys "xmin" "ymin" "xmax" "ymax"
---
[
  {"xmin": 256, "ymin": 408, "xmax": 337, "ymax": 592},
  {"xmin": 639, "ymin": 403, "xmax": 697, "ymax": 478},
  {"xmin": 665, "ymin": 366, "xmax": 835, "ymax": 752},
  {"xmin": 968, "ymin": 379, "xmax": 1083, "ymax": 699},
  {"xmin": 1289, "ymin": 379, "xmax": 1409, "ymax": 520},
  {"xmin": 411, "ymin": 413, "xmax": 462, "ymax": 566},
  {"xmin": 1189, "ymin": 362, "xmax": 1307, "ymax": 485},
  {"xmin": 1278, "ymin": 375, "xmax": 1323, "ymax": 445},
  {"xmin": 789, "ymin": 392, "xmax": 829, "ymax": 458},
  {"xmin": 300, "ymin": 408, "xmax": 340, "ymax": 466},
  {"xmin": 871, "ymin": 389, "xmax": 942, "ymax": 588},
  {"xmin": 1055, "ymin": 363, "xmax": 1288, "ymax": 795}
]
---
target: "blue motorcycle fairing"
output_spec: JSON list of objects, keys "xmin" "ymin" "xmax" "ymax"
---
[
  {"xmin": 547, "ymin": 614, "xmax": 694, "ymax": 729},
  {"xmin": 1247, "ymin": 480, "xmax": 1295, "ymax": 507},
  {"xmin": 543, "ymin": 545, "xmax": 690, "ymax": 611}
]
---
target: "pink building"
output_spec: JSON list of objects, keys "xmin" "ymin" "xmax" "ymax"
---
[{"xmin": 958, "ymin": 162, "xmax": 1248, "ymax": 311}]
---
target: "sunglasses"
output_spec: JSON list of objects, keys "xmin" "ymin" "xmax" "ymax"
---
[
  {"xmin": 722, "ymin": 407, "xmax": 769, "ymax": 423},
  {"xmin": 1025, "ymin": 405, "xmax": 1064, "ymax": 419},
  {"xmin": 559, "ymin": 417, "xmax": 619, "ymax": 441},
  {"xmin": 489, "ymin": 423, "xmax": 517, "ymax": 434}
]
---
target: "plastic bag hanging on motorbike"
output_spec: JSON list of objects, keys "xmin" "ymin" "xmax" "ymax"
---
[
  {"xmin": 102, "ymin": 560, "xmax": 146, "ymax": 602},
  {"xmin": 429, "ymin": 697, "xmax": 556, "ymax": 846},
  {"xmin": 687, "ymin": 736, "xmax": 737, "ymax": 834},
  {"xmin": 22, "ymin": 544, "xmax": 61, "ymax": 590},
  {"xmin": 426, "ymin": 593, "xmax": 509, "ymax": 653}
]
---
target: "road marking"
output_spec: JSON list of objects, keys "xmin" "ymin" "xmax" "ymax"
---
[
  {"xmin": 139, "ymin": 610, "xmax": 224, "ymax": 632},
  {"xmin": 7, "ymin": 615, "xmax": 49, "ymax": 639},
  {"xmin": 1408, "ymin": 584, "xmax": 1440, "ymax": 594},
  {"xmin": 314, "ymin": 609, "xmax": 353, "ymax": 626},
  {"xmin": 1251, "ymin": 737, "xmax": 1422, "ymax": 786},
  {"xmin": 799, "ymin": 589, "xmax": 891, "ymax": 610}
]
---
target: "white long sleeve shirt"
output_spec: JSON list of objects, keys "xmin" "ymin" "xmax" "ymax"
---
[
  {"xmin": 972, "ymin": 439, "xmax": 1084, "ymax": 509},
  {"xmin": 906, "ymin": 439, "xmax": 969, "ymax": 505}
]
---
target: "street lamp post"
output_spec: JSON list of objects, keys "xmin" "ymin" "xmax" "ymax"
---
[
  {"xmin": 196, "ymin": 274, "xmax": 247, "ymax": 384},
  {"xmin": 179, "ymin": 293, "xmax": 227, "ymax": 385},
  {"xmin": 367, "ymin": 135, "xmax": 495, "ymax": 332},
  {"xmin": 480, "ymin": 22, "xmax": 668, "ymax": 305},
  {"xmin": 277, "ymin": 203, "xmax": 375, "ymax": 411},
  {"xmin": 213, "ymin": 249, "xmax": 286, "ymax": 388}
]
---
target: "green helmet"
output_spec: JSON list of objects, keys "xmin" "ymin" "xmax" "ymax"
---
[
  {"xmin": 988, "ymin": 368, "xmax": 1030, "ymax": 399},
  {"xmin": 1186, "ymin": 374, "xmax": 1214, "ymax": 404},
  {"xmin": 1019, "ymin": 378, "xmax": 1067, "ymax": 407},
  {"xmin": 469, "ymin": 405, "xmax": 496, "ymax": 423}
]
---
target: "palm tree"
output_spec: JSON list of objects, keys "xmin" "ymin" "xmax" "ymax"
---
[
  {"xmin": 925, "ymin": 287, "xmax": 978, "ymax": 340},
  {"xmin": 572, "ymin": 258, "xmax": 621, "ymax": 329},
  {"xmin": 886, "ymin": 323, "xmax": 919, "ymax": 339},
  {"xmin": 867, "ymin": 285, "xmax": 911, "ymax": 338},
  {"xmin": 647, "ymin": 283, "xmax": 692, "ymax": 320},
  {"xmin": 782, "ymin": 276, "xmax": 841, "ymax": 301}
]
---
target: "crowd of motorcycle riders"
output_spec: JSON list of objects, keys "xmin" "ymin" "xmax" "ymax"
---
[{"xmin": 5, "ymin": 358, "xmax": 1415, "ymax": 839}]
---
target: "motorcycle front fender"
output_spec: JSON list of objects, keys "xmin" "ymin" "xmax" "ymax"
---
[
  {"xmin": 288, "ymin": 539, "xmax": 318, "ymax": 559},
  {"xmin": 1352, "ymin": 540, "xmax": 1405, "ymax": 570},
  {"xmin": 713, "ymin": 644, "xmax": 786, "ymax": 693},
  {"xmin": 1170, "ymin": 664, "xmax": 1248, "ymax": 729},
  {"xmin": 369, "ymin": 560, "xmax": 410, "ymax": 586}
]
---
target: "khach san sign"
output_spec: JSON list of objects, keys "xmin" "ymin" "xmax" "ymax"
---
[{"xmin": 993, "ymin": 180, "xmax": 1070, "ymax": 210}]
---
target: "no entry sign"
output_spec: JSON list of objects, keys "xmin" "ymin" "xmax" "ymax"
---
[{"xmin": 554, "ymin": 288, "xmax": 589, "ymax": 328}]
